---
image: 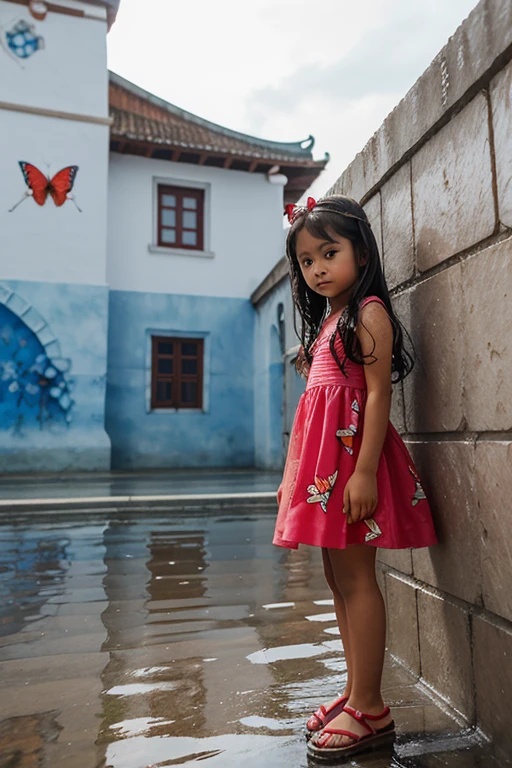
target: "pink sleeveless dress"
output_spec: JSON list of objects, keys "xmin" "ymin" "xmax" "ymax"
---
[{"xmin": 273, "ymin": 295, "xmax": 438, "ymax": 550}]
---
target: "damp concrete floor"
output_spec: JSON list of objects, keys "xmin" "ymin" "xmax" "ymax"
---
[
  {"xmin": 0, "ymin": 506, "xmax": 504, "ymax": 767},
  {"xmin": 0, "ymin": 468, "xmax": 282, "ymax": 501}
]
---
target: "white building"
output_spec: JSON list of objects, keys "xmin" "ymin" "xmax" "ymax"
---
[{"xmin": 0, "ymin": 0, "xmax": 327, "ymax": 472}]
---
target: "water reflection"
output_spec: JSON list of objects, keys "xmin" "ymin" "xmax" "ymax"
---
[
  {"xmin": 0, "ymin": 511, "xmax": 497, "ymax": 768},
  {"xmin": 0, "ymin": 527, "xmax": 71, "ymax": 638}
]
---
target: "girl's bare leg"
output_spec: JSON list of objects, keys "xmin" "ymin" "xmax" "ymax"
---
[
  {"xmin": 312, "ymin": 545, "xmax": 392, "ymax": 747},
  {"xmin": 321, "ymin": 548, "xmax": 352, "ymax": 699}
]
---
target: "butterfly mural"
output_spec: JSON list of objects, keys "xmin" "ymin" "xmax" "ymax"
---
[
  {"xmin": 409, "ymin": 465, "xmax": 427, "ymax": 505},
  {"xmin": 9, "ymin": 162, "xmax": 82, "ymax": 212},
  {"xmin": 307, "ymin": 471, "xmax": 338, "ymax": 513},
  {"xmin": 336, "ymin": 399, "xmax": 360, "ymax": 455}
]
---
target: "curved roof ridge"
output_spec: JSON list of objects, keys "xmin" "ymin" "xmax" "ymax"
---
[{"xmin": 109, "ymin": 71, "xmax": 317, "ymax": 158}]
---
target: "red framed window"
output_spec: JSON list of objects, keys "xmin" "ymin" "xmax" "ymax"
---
[
  {"xmin": 151, "ymin": 336, "xmax": 204, "ymax": 409},
  {"xmin": 157, "ymin": 185, "xmax": 204, "ymax": 250}
]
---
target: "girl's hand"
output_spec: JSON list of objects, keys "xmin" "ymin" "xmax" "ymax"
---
[{"xmin": 343, "ymin": 470, "xmax": 378, "ymax": 524}]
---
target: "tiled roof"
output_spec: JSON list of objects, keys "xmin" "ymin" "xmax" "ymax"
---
[
  {"xmin": 109, "ymin": 73, "xmax": 328, "ymax": 169},
  {"xmin": 110, "ymin": 107, "xmax": 324, "ymax": 166}
]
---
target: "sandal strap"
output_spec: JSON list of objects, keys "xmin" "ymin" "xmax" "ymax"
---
[
  {"xmin": 344, "ymin": 703, "xmax": 390, "ymax": 720},
  {"xmin": 319, "ymin": 727, "xmax": 363, "ymax": 741},
  {"xmin": 323, "ymin": 694, "xmax": 347, "ymax": 715},
  {"xmin": 310, "ymin": 694, "xmax": 347, "ymax": 723},
  {"xmin": 339, "ymin": 704, "xmax": 390, "ymax": 735},
  {"xmin": 344, "ymin": 704, "xmax": 390, "ymax": 720}
]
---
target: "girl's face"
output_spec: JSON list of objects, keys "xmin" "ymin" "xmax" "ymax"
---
[{"xmin": 295, "ymin": 225, "xmax": 364, "ymax": 312}]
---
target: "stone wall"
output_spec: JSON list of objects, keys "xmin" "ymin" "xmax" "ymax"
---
[
  {"xmin": 251, "ymin": 0, "xmax": 512, "ymax": 756},
  {"xmin": 323, "ymin": 0, "xmax": 512, "ymax": 757}
]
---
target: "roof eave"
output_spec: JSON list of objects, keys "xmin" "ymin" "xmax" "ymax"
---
[
  {"xmin": 109, "ymin": 131, "xmax": 328, "ymax": 166},
  {"xmin": 109, "ymin": 71, "xmax": 318, "ymax": 160},
  {"xmin": 109, "ymin": 136, "xmax": 327, "ymax": 203}
]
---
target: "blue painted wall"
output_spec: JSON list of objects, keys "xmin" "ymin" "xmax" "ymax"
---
[
  {"xmin": 106, "ymin": 290, "xmax": 255, "ymax": 469},
  {"xmin": 0, "ymin": 280, "xmax": 110, "ymax": 473},
  {"xmin": 253, "ymin": 279, "xmax": 305, "ymax": 469},
  {"xmin": 253, "ymin": 281, "xmax": 288, "ymax": 470}
]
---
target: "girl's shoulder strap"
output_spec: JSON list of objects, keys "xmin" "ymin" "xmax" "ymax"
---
[{"xmin": 359, "ymin": 294, "xmax": 387, "ymax": 311}]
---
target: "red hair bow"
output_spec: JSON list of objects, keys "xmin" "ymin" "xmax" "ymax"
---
[{"xmin": 285, "ymin": 196, "xmax": 317, "ymax": 224}]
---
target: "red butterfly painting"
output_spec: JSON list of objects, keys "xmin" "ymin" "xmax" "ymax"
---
[{"xmin": 9, "ymin": 161, "xmax": 82, "ymax": 212}]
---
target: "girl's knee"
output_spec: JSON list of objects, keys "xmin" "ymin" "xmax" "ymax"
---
[
  {"xmin": 332, "ymin": 573, "xmax": 358, "ymax": 600},
  {"xmin": 335, "ymin": 572, "xmax": 380, "ymax": 600},
  {"xmin": 327, "ymin": 545, "xmax": 378, "ymax": 598}
]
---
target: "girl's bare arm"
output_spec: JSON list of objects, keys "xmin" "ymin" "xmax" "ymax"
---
[
  {"xmin": 343, "ymin": 302, "xmax": 393, "ymax": 523},
  {"xmin": 355, "ymin": 302, "xmax": 394, "ymax": 475}
]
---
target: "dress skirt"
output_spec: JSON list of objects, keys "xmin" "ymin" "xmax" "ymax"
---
[{"xmin": 273, "ymin": 296, "xmax": 438, "ymax": 551}]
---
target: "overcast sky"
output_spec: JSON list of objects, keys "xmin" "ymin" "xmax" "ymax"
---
[{"xmin": 107, "ymin": 0, "xmax": 478, "ymax": 198}]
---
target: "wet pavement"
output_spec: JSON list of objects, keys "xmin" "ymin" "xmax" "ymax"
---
[
  {"xmin": 0, "ymin": 508, "xmax": 504, "ymax": 767},
  {"xmin": 0, "ymin": 469, "xmax": 282, "ymax": 501}
]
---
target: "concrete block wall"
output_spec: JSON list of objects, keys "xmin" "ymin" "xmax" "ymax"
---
[{"xmin": 327, "ymin": 0, "xmax": 512, "ymax": 757}]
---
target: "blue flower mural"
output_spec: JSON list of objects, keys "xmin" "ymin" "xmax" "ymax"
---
[
  {"xmin": 6, "ymin": 19, "xmax": 44, "ymax": 59},
  {"xmin": 0, "ymin": 304, "xmax": 74, "ymax": 431}
]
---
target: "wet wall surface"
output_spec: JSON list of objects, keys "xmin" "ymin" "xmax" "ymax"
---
[{"xmin": 0, "ymin": 510, "xmax": 505, "ymax": 767}]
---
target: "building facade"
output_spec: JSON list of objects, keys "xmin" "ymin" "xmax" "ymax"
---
[
  {"xmin": 0, "ymin": 0, "xmax": 326, "ymax": 472},
  {"xmin": 0, "ymin": 0, "xmax": 116, "ymax": 472}
]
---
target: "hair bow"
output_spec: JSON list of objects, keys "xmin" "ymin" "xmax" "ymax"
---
[{"xmin": 284, "ymin": 196, "xmax": 317, "ymax": 224}]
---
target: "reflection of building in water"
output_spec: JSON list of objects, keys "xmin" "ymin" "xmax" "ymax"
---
[
  {"xmin": 0, "ymin": 520, "xmax": 110, "ymax": 767},
  {"xmin": 247, "ymin": 536, "xmax": 334, "ymax": 725},
  {"xmin": 98, "ymin": 517, "xmax": 210, "ymax": 744},
  {"xmin": 281, "ymin": 546, "xmax": 326, "ymax": 602},
  {"xmin": 0, "ymin": 530, "xmax": 71, "ymax": 638},
  {"xmin": 200, "ymin": 514, "xmax": 281, "ymax": 734},
  {"xmin": 98, "ymin": 513, "xmax": 284, "ymax": 749},
  {"xmin": 0, "ymin": 711, "xmax": 62, "ymax": 767}
]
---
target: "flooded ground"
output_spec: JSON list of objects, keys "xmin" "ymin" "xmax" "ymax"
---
[{"xmin": 0, "ymin": 509, "xmax": 502, "ymax": 767}]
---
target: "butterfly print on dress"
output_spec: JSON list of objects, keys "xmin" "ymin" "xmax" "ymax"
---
[
  {"xmin": 408, "ymin": 465, "xmax": 427, "ymax": 505},
  {"xmin": 336, "ymin": 399, "xmax": 360, "ymax": 455},
  {"xmin": 307, "ymin": 471, "xmax": 338, "ymax": 513},
  {"xmin": 364, "ymin": 518, "xmax": 383, "ymax": 542},
  {"xmin": 9, "ymin": 162, "xmax": 82, "ymax": 212}
]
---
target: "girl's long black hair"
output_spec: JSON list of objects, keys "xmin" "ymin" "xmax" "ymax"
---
[{"xmin": 286, "ymin": 194, "xmax": 414, "ymax": 383}]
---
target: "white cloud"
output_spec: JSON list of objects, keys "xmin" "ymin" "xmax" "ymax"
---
[{"xmin": 108, "ymin": 0, "xmax": 479, "ymax": 196}]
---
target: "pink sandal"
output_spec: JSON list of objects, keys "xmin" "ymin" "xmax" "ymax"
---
[
  {"xmin": 307, "ymin": 703, "xmax": 395, "ymax": 759},
  {"xmin": 305, "ymin": 694, "xmax": 348, "ymax": 740}
]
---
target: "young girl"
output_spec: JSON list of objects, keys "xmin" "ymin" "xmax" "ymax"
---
[{"xmin": 273, "ymin": 194, "xmax": 438, "ymax": 760}]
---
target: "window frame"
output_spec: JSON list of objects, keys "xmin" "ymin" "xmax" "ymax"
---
[
  {"xmin": 157, "ymin": 185, "xmax": 205, "ymax": 251},
  {"xmin": 151, "ymin": 336, "xmax": 204, "ymax": 410}
]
